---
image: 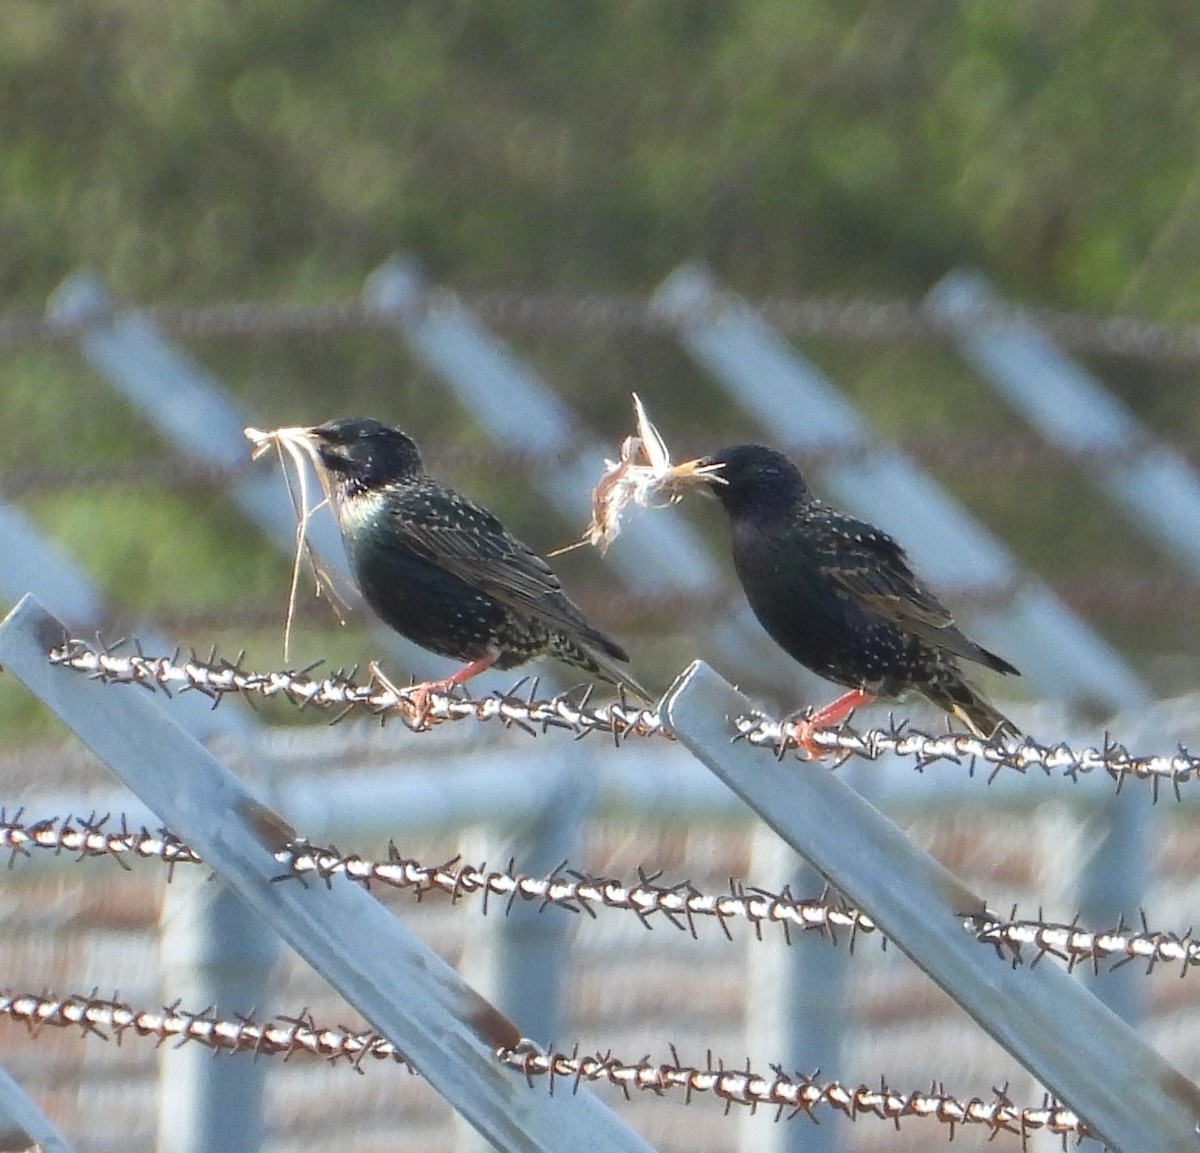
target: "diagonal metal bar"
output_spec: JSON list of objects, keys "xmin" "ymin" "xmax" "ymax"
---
[
  {"xmin": 662, "ymin": 660, "xmax": 1200, "ymax": 1153},
  {"xmin": 0, "ymin": 1064, "xmax": 79, "ymax": 1153},
  {"xmin": 929, "ymin": 268, "xmax": 1200, "ymax": 571},
  {"xmin": 0, "ymin": 594, "xmax": 657, "ymax": 1153}
]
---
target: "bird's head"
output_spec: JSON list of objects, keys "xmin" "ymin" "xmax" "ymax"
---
[
  {"xmin": 306, "ymin": 418, "xmax": 424, "ymax": 489},
  {"xmin": 692, "ymin": 444, "xmax": 809, "ymax": 518}
]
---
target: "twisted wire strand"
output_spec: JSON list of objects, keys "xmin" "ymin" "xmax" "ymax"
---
[
  {"xmin": 0, "ymin": 988, "xmax": 1088, "ymax": 1142},
  {"xmin": 47, "ymin": 640, "xmax": 1200, "ymax": 796},
  {"xmin": 11, "ymin": 809, "xmax": 1199, "ymax": 984},
  {"xmin": 498, "ymin": 1043, "xmax": 1088, "ymax": 1145},
  {"xmin": 0, "ymin": 990, "xmax": 412, "ymax": 1071},
  {"xmin": 970, "ymin": 909, "xmax": 1200, "ymax": 977},
  {"xmin": 0, "ymin": 808, "xmax": 200, "ymax": 872},
  {"xmin": 48, "ymin": 640, "xmax": 669, "ymax": 737},
  {"xmin": 734, "ymin": 714, "xmax": 1200, "ymax": 799},
  {"xmin": 277, "ymin": 840, "xmax": 880, "ymax": 946},
  {"xmin": 0, "ymin": 811, "xmax": 879, "ymax": 947}
]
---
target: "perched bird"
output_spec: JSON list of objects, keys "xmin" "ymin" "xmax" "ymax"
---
[
  {"xmin": 695, "ymin": 444, "xmax": 1019, "ymax": 745},
  {"xmin": 302, "ymin": 418, "xmax": 649, "ymax": 708}
]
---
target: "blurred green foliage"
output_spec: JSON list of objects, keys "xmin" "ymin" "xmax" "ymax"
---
[
  {"xmin": 7, "ymin": 0, "xmax": 1200, "ymax": 305},
  {"xmin": 2, "ymin": 0, "xmax": 1200, "ymax": 734}
]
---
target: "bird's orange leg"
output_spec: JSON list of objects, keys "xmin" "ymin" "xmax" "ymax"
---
[
  {"xmin": 371, "ymin": 652, "xmax": 499, "ymax": 730},
  {"xmin": 786, "ymin": 688, "xmax": 874, "ymax": 760}
]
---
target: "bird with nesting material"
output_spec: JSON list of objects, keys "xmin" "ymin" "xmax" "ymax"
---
[
  {"xmin": 690, "ymin": 443, "xmax": 1020, "ymax": 752},
  {"xmin": 248, "ymin": 417, "xmax": 650, "ymax": 720}
]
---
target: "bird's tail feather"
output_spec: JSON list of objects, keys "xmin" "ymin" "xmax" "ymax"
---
[
  {"xmin": 923, "ymin": 678, "xmax": 1019, "ymax": 741},
  {"xmin": 559, "ymin": 638, "xmax": 656, "ymax": 704}
]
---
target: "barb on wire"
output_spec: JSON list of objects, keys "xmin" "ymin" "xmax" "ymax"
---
[
  {"xmin": 15, "ymin": 809, "xmax": 1200, "ymax": 987},
  {"xmin": 276, "ymin": 840, "xmax": 881, "ymax": 947},
  {"xmin": 47, "ymin": 640, "xmax": 1200, "ymax": 796},
  {"xmin": 735, "ymin": 713, "xmax": 1200, "ymax": 799},
  {"xmin": 0, "ymin": 809, "xmax": 881, "ymax": 947},
  {"xmin": 48, "ymin": 639, "xmax": 668, "ymax": 738},
  {"xmin": 0, "ymin": 990, "xmax": 413, "ymax": 1072},
  {"xmin": 0, "ymin": 809, "xmax": 200, "ymax": 873},
  {"xmin": 969, "ymin": 908, "xmax": 1200, "ymax": 978},
  {"xmin": 498, "ymin": 1044, "xmax": 1089, "ymax": 1147},
  {"xmin": 0, "ymin": 988, "xmax": 1089, "ymax": 1144}
]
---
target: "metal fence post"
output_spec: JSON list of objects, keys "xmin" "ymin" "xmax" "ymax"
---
[
  {"xmin": 491, "ymin": 766, "xmax": 595, "ymax": 1048},
  {"xmin": 664, "ymin": 660, "xmax": 1200, "ymax": 1153},
  {"xmin": 741, "ymin": 832, "xmax": 845, "ymax": 1153},
  {"xmin": 157, "ymin": 876, "xmax": 276, "ymax": 1153},
  {"xmin": 0, "ymin": 595, "xmax": 660, "ymax": 1153}
]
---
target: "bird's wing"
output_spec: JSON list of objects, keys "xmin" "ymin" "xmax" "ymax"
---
[
  {"xmin": 388, "ymin": 489, "xmax": 624, "ymax": 654},
  {"xmin": 817, "ymin": 513, "xmax": 1014, "ymax": 672}
]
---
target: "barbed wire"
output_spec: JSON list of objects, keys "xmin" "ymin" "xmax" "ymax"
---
[
  {"xmin": 498, "ymin": 1043, "xmax": 1089, "ymax": 1147},
  {"xmin": 0, "ymin": 990, "xmax": 412, "ymax": 1071},
  {"xmin": 7, "ymin": 287, "xmax": 1200, "ymax": 364},
  {"xmin": 0, "ymin": 809, "xmax": 200, "ymax": 873},
  {"xmin": 47, "ymin": 640, "xmax": 670, "ymax": 736},
  {"xmin": 46, "ymin": 640, "xmax": 1200, "ymax": 797},
  {"xmin": 0, "ymin": 988, "xmax": 1088, "ymax": 1144},
  {"xmin": 11, "ymin": 809, "xmax": 1200, "ymax": 989},
  {"xmin": 970, "ymin": 909, "xmax": 1200, "ymax": 977},
  {"xmin": 0, "ymin": 810, "xmax": 880, "ymax": 947},
  {"xmin": 735, "ymin": 713, "xmax": 1200, "ymax": 799},
  {"xmin": 277, "ymin": 840, "xmax": 880, "ymax": 946}
]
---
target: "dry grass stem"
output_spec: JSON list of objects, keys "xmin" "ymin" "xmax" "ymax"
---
[{"xmin": 245, "ymin": 425, "xmax": 349, "ymax": 657}]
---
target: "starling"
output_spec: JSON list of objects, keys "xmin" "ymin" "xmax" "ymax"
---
[
  {"xmin": 695, "ymin": 444, "xmax": 1019, "ymax": 744},
  {"xmin": 302, "ymin": 418, "xmax": 649, "ymax": 708}
]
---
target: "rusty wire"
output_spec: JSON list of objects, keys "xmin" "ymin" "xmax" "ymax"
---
[
  {"xmin": 47, "ymin": 640, "xmax": 1200, "ymax": 796},
  {"xmin": 970, "ymin": 909, "xmax": 1200, "ymax": 977},
  {"xmin": 0, "ymin": 988, "xmax": 1088, "ymax": 1142},
  {"xmin": 498, "ymin": 1043, "xmax": 1089, "ymax": 1146},
  {"xmin": 7, "ymin": 287, "xmax": 1200, "ymax": 363}
]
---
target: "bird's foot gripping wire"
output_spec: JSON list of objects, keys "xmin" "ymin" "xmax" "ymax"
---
[
  {"xmin": 783, "ymin": 689, "xmax": 874, "ymax": 761},
  {"xmin": 369, "ymin": 654, "xmax": 499, "ymax": 732}
]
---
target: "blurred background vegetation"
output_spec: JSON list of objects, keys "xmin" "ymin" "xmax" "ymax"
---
[{"xmin": 3, "ymin": 0, "xmax": 1200, "ymax": 735}]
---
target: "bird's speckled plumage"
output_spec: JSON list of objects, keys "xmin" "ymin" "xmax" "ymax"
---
[
  {"xmin": 307, "ymin": 418, "xmax": 649, "ymax": 699},
  {"xmin": 701, "ymin": 444, "xmax": 1019, "ymax": 738}
]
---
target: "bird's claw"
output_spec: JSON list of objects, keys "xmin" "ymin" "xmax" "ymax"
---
[
  {"xmin": 369, "ymin": 661, "xmax": 437, "ymax": 731},
  {"xmin": 782, "ymin": 710, "xmax": 829, "ymax": 761}
]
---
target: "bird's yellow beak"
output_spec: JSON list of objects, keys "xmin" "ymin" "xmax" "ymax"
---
[{"xmin": 669, "ymin": 455, "xmax": 726, "ymax": 489}]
